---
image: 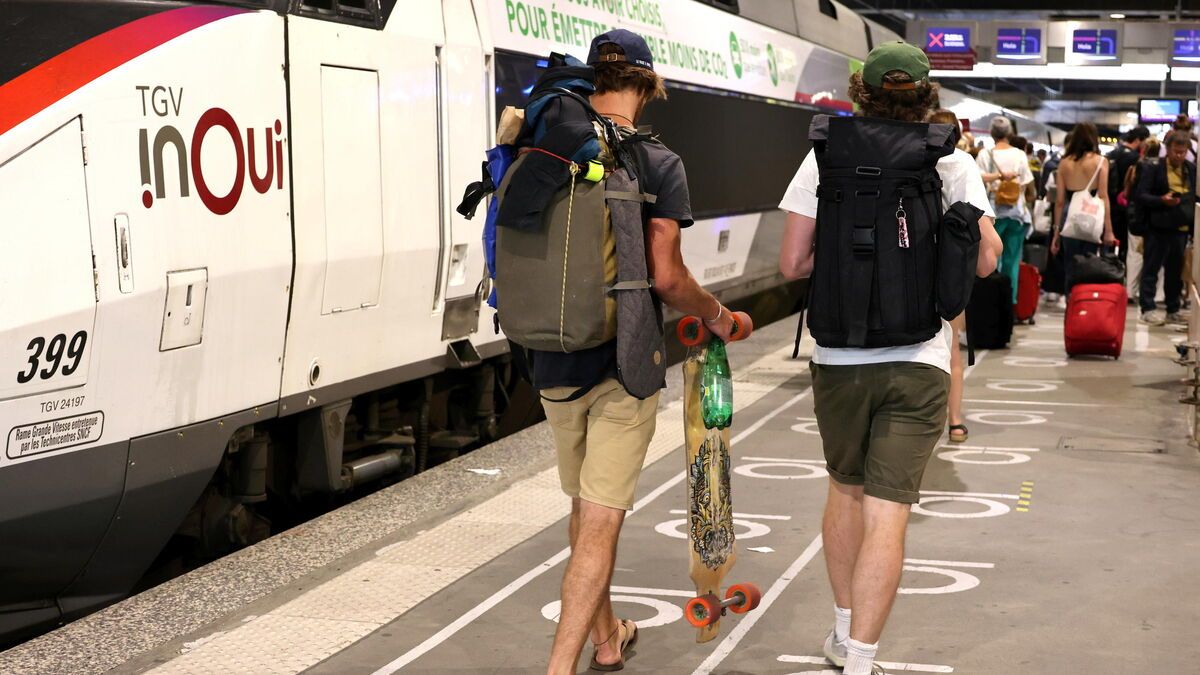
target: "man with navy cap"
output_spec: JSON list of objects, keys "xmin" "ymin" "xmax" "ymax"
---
[{"xmin": 536, "ymin": 28, "xmax": 737, "ymax": 675}]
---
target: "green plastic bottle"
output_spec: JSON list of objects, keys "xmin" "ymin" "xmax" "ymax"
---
[{"xmin": 701, "ymin": 339, "xmax": 733, "ymax": 430}]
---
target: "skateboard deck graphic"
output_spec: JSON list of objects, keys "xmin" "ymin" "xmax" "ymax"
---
[{"xmin": 677, "ymin": 313, "xmax": 761, "ymax": 643}]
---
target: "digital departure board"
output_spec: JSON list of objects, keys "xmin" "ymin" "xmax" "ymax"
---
[
  {"xmin": 996, "ymin": 27, "xmax": 1042, "ymax": 60},
  {"xmin": 1173, "ymin": 29, "xmax": 1200, "ymax": 63},
  {"xmin": 1071, "ymin": 28, "xmax": 1120, "ymax": 60},
  {"xmin": 1139, "ymin": 99, "xmax": 1183, "ymax": 124}
]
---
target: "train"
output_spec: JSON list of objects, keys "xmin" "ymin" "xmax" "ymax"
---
[{"xmin": 0, "ymin": 0, "xmax": 1060, "ymax": 643}]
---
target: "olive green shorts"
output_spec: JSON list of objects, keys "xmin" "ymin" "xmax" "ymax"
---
[
  {"xmin": 541, "ymin": 379, "xmax": 660, "ymax": 511},
  {"xmin": 809, "ymin": 362, "xmax": 949, "ymax": 504}
]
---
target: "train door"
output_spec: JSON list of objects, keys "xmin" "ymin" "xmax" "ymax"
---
[
  {"xmin": 0, "ymin": 117, "xmax": 124, "ymax": 634},
  {"xmin": 281, "ymin": 3, "xmax": 447, "ymax": 403},
  {"xmin": 435, "ymin": 0, "xmax": 492, "ymax": 343}
]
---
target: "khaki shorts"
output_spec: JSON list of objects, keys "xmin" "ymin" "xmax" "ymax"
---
[
  {"xmin": 810, "ymin": 362, "xmax": 949, "ymax": 504},
  {"xmin": 541, "ymin": 379, "xmax": 660, "ymax": 510}
]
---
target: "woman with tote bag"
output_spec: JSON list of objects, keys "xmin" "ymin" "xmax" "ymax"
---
[{"xmin": 1050, "ymin": 122, "xmax": 1118, "ymax": 291}]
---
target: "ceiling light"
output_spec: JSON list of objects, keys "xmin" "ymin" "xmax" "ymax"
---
[{"xmin": 1110, "ymin": 13, "xmax": 1126, "ymax": 19}]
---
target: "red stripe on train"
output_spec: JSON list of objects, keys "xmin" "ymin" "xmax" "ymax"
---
[{"xmin": 0, "ymin": 5, "xmax": 248, "ymax": 137}]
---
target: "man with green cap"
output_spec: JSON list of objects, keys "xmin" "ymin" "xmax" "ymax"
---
[{"xmin": 778, "ymin": 41, "xmax": 1002, "ymax": 675}]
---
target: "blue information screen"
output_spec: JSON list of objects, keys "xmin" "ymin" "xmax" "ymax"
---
[
  {"xmin": 1072, "ymin": 29, "xmax": 1119, "ymax": 59},
  {"xmin": 1140, "ymin": 99, "xmax": 1182, "ymax": 124},
  {"xmin": 1174, "ymin": 29, "xmax": 1200, "ymax": 62},
  {"xmin": 925, "ymin": 27, "xmax": 972, "ymax": 54},
  {"xmin": 996, "ymin": 27, "xmax": 1042, "ymax": 60}
]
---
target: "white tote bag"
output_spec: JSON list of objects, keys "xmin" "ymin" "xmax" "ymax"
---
[
  {"xmin": 1060, "ymin": 160, "xmax": 1106, "ymax": 243},
  {"xmin": 1032, "ymin": 197, "xmax": 1053, "ymax": 234}
]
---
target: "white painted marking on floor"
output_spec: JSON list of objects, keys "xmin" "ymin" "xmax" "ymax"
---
[
  {"xmin": 779, "ymin": 655, "xmax": 953, "ymax": 672},
  {"xmin": 921, "ymin": 490, "xmax": 1021, "ymax": 499},
  {"xmin": 985, "ymin": 378, "xmax": 1062, "ymax": 393},
  {"xmin": 898, "ymin": 565, "xmax": 983, "ymax": 595},
  {"xmin": 607, "ymin": 585, "xmax": 696, "ymax": 598},
  {"xmin": 964, "ymin": 398, "xmax": 1102, "ymax": 407},
  {"xmin": 655, "ymin": 517, "xmax": 773, "ymax": 540},
  {"xmin": 903, "ymin": 558, "xmax": 996, "ymax": 569},
  {"xmin": 368, "ymin": 368, "xmax": 815, "ymax": 674},
  {"xmin": 1135, "ymin": 322, "xmax": 1150, "ymax": 352},
  {"xmin": 541, "ymin": 596, "xmax": 683, "ymax": 628},
  {"xmin": 690, "ymin": 535, "xmax": 825, "ymax": 675},
  {"xmin": 668, "ymin": 509, "xmax": 792, "ymax": 520},
  {"xmin": 966, "ymin": 409, "xmax": 1052, "ymax": 425}
]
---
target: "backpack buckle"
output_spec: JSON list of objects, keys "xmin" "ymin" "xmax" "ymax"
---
[
  {"xmin": 856, "ymin": 166, "xmax": 882, "ymax": 176},
  {"xmin": 852, "ymin": 226, "xmax": 875, "ymax": 256}
]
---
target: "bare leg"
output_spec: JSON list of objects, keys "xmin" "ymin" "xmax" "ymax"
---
[
  {"xmin": 566, "ymin": 499, "xmax": 622, "ymax": 666},
  {"xmin": 822, "ymin": 480, "xmax": 865, "ymax": 610},
  {"xmin": 948, "ymin": 314, "xmax": 966, "ymax": 429},
  {"xmin": 548, "ymin": 500, "xmax": 625, "ymax": 675},
  {"xmin": 848, "ymin": 495, "xmax": 911, "ymax": 645}
]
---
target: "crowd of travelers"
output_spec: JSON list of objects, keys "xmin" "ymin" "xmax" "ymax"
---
[{"xmin": 480, "ymin": 27, "xmax": 1188, "ymax": 675}]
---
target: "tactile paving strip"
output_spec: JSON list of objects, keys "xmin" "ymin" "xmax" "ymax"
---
[{"xmin": 147, "ymin": 343, "xmax": 809, "ymax": 674}]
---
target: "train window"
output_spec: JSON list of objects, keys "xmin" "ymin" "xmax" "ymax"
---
[
  {"xmin": 494, "ymin": 51, "xmax": 815, "ymax": 220},
  {"xmin": 819, "ymin": 0, "xmax": 838, "ymax": 20},
  {"xmin": 294, "ymin": 0, "xmax": 380, "ymax": 27},
  {"xmin": 706, "ymin": 0, "xmax": 739, "ymax": 13}
]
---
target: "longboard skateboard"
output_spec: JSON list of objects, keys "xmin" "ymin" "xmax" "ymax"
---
[{"xmin": 676, "ymin": 312, "xmax": 762, "ymax": 643}]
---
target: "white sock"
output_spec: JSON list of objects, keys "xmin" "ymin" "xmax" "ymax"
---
[
  {"xmin": 833, "ymin": 605, "xmax": 852, "ymax": 643},
  {"xmin": 843, "ymin": 637, "xmax": 879, "ymax": 675}
]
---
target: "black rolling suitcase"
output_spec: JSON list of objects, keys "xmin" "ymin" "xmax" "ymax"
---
[
  {"xmin": 967, "ymin": 272, "xmax": 1014, "ymax": 349},
  {"xmin": 1024, "ymin": 243, "xmax": 1049, "ymax": 272}
]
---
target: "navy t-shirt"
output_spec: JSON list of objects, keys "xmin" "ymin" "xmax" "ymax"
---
[{"xmin": 526, "ymin": 131, "xmax": 692, "ymax": 392}]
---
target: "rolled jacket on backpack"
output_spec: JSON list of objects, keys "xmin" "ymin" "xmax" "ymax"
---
[
  {"xmin": 937, "ymin": 201, "xmax": 984, "ymax": 321},
  {"xmin": 495, "ymin": 121, "xmax": 599, "ymax": 232}
]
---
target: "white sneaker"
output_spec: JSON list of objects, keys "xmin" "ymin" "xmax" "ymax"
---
[
  {"xmin": 823, "ymin": 629, "xmax": 847, "ymax": 668},
  {"xmin": 1166, "ymin": 312, "xmax": 1188, "ymax": 325},
  {"xmin": 1141, "ymin": 310, "xmax": 1166, "ymax": 325}
]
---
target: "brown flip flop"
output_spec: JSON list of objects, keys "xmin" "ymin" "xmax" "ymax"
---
[{"xmin": 589, "ymin": 619, "xmax": 638, "ymax": 671}]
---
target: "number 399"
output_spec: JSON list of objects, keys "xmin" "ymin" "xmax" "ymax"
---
[{"xmin": 17, "ymin": 331, "xmax": 88, "ymax": 384}]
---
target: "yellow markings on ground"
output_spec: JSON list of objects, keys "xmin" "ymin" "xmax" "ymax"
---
[{"xmin": 1016, "ymin": 481, "xmax": 1034, "ymax": 512}]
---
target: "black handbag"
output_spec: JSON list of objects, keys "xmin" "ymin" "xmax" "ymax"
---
[{"xmin": 1068, "ymin": 252, "xmax": 1125, "ymax": 287}]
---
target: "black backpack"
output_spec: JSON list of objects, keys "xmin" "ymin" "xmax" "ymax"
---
[
  {"xmin": 966, "ymin": 272, "xmax": 1013, "ymax": 349},
  {"xmin": 805, "ymin": 115, "xmax": 963, "ymax": 348}
]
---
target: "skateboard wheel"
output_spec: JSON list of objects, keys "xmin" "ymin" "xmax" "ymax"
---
[
  {"xmin": 677, "ymin": 316, "xmax": 709, "ymax": 347},
  {"xmin": 726, "ymin": 583, "xmax": 762, "ymax": 614},
  {"xmin": 685, "ymin": 594, "xmax": 722, "ymax": 627},
  {"xmin": 728, "ymin": 312, "xmax": 754, "ymax": 342}
]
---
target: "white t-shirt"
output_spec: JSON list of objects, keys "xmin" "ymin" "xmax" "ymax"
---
[
  {"xmin": 977, "ymin": 146, "xmax": 1035, "ymax": 216},
  {"xmin": 779, "ymin": 148, "xmax": 995, "ymax": 373}
]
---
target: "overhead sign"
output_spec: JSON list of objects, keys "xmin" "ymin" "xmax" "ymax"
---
[
  {"xmin": 994, "ymin": 22, "xmax": 1047, "ymax": 65},
  {"xmin": 920, "ymin": 23, "xmax": 976, "ymax": 70},
  {"xmin": 491, "ymin": 0, "xmax": 805, "ymax": 102},
  {"xmin": 1065, "ymin": 22, "xmax": 1123, "ymax": 65},
  {"xmin": 924, "ymin": 26, "xmax": 972, "ymax": 53},
  {"xmin": 1171, "ymin": 26, "xmax": 1200, "ymax": 65}
]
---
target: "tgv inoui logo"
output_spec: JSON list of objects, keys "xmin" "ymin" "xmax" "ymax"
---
[{"xmin": 136, "ymin": 85, "xmax": 283, "ymax": 215}]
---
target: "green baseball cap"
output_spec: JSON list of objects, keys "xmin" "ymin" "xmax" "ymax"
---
[{"xmin": 862, "ymin": 41, "xmax": 930, "ymax": 89}]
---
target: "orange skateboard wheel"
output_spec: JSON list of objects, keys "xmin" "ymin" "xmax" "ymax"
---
[
  {"xmin": 728, "ymin": 311, "xmax": 754, "ymax": 342},
  {"xmin": 725, "ymin": 583, "xmax": 762, "ymax": 614},
  {"xmin": 685, "ymin": 594, "xmax": 722, "ymax": 627},
  {"xmin": 677, "ymin": 316, "xmax": 709, "ymax": 347}
]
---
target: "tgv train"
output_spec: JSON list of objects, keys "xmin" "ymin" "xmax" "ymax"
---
[{"xmin": 0, "ymin": 0, "xmax": 1057, "ymax": 642}]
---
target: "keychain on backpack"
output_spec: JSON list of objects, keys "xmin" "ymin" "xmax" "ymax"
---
[{"xmin": 896, "ymin": 197, "xmax": 910, "ymax": 249}]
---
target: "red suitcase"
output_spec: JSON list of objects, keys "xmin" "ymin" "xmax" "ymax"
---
[
  {"xmin": 1065, "ymin": 284, "xmax": 1127, "ymax": 358},
  {"xmin": 1015, "ymin": 262, "xmax": 1040, "ymax": 323}
]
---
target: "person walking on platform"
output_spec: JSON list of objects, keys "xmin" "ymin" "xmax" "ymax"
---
[
  {"xmin": 1050, "ymin": 122, "xmax": 1117, "ymax": 291},
  {"xmin": 978, "ymin": 117, "xmax": 1034, "ymax": 304},
  {"xmin": 1135, "ymin": 131, "xmax": 1195, "ymax": 325},
  {"xmin": 778, "ymin": 41, "xmax": 1001, "ymax": 675},
  {"xmin": 1124, "ymin": 138, "xmax": 1161, "ymax": 303},
  {"xmin": 1107, "ymin": 125, "xmax": 1151, "ymax": 264},
  {"xmin": 928, "ymin": 109, "xmax": 974, "ymax": 444},
  {"xmin": 515, "ymin": 31, "xmax": 739, "ymax": 675}
]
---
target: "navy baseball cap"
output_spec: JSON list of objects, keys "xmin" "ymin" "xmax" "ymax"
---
[{"xmin": 587, "ymin": 29, "xmax": 654, "ymax": 72}]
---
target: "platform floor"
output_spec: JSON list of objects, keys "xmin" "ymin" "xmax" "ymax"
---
[{"xmin": 6, "ymin": 304, "xmax": 1200, "ymax": 675}]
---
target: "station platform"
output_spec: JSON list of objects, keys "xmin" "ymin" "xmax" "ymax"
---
[{"xmin": 4, "ymin": 305, "xmax": 1199, "ymax": 675}]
